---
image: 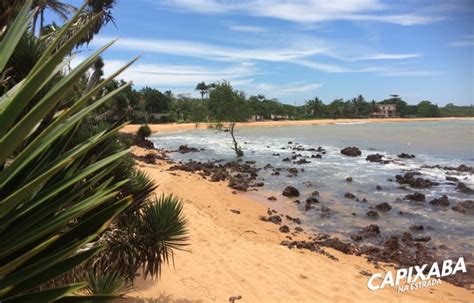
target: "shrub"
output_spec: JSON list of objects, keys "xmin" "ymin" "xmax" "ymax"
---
[{"xmin": 137, "ymin": 124, "xmax": 152, "ymax": 139}]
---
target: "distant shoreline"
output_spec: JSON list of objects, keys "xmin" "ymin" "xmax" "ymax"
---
[{"xmin": 121, "ymin": 117, "xmax": 474, "ymax": 135}]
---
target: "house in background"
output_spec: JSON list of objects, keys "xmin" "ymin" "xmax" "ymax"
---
[{"xmin": 370, "ymin": 104, "xmax": 397, "ymax": 118}]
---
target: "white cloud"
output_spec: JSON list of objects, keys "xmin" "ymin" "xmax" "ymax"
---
[
  {"xmin": 238, "ymin": 80, "xmax": 323, "ymax": 97},
  {"xmin": 379, "ymin": 70, "xmax": 441, "ymax": 77},
  {"xmin": 229, "ymin": 24, "xmax": 266, "ymax": 33},
  {"xmin": 355, "ymin": 53, "xmax": 422, "ymax": 60},
  {"xmin": 160, "ymin": 0, "xmax": 442, "ymax": 25},
  {"xmin": 450, "ymin": 35, "xmax": 474, "ymax": 47},
  {"xmin": 100, "ymin": 60, "xmax": 256, "ymax": 86}
]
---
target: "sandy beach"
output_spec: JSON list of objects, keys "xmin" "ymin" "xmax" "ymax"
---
[
  {"xmin": 130, "ymin": 146, "xmax": 473, "ymax": 302},
  {"xmin": 120, "ymin": 117, "xmax": 474, "ymax": 135}
]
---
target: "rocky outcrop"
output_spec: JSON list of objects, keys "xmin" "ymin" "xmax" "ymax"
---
[
  {"xmin": 340, "ymin": 146, "xmax": 361, "ymax": 157},
  {"xmin": 429, "ymin": 195, "xmax": 450, "ymax": 207},
  {"xmin": 404, "ymin": 192, "xmax": 425, "ymax": 202},
  {"xmin": 366, "ymin": 154, "xmax": 384, "ymax": 163},
  {"xmin": 452, "ymin": 200, "xmax": 474, "ymax": 215},
  {"xmin": 282, "ymin": 186, "xmax": 300, "ymax": 197},
  {"xmin": 396, "ymin": 172, "xmax": 438, "ymax": 188}
]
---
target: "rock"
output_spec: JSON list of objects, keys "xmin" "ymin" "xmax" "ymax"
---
[
  {"xmin": 271, "ymin": 170, "xmax": 280, "ymax": 176},
  {"xmin": 311, "ymin": 191, "xmax": 320, "ymax": 196},
  {"xmin": 457, "ymin": 182, "xmax": 474, "ymax": 194},
  {"xmin": 366, "ymin": 154, "xmax": 384, "ymax": 163},
  {"xmin": 230, "ymin": 209, "xmax": 241, "ymax": 214},
  {"xmin": 228, "ymin": 177, "xmax": 248, "ymax": 191},
  {"xmin": 414, "ymin": 236, "xmax": 431, "ymax": 242},
  {"xmin": 304, "ymin": 204, "xmax": 312, "ymax": 211},
  {"xmin": 268, "ymin": 215, "xmax": 282, "ymax": 224},
  {"xmin": 446, "ymin": 176, "xmax": 458, "ymax": 182},
  {"xmin": 178, "ymin": 144, "xmax": 199, "ymax": 154},
  {"xmin": 288, "ymin": 167, "xmax": 298, "ymax": 174},
  {"xmin": 267, "ymin": 196, "xmax": 277, "ymax": 201},
  {"xmin": 409, "ymin": 224, "xmax": 424, "ymax": 231},
  {"xmin": 351, "ymin": 224, "xmax": 381, "ymax": 242},
  {"xmin": 282, "ymin": 157, "xmax": 291, "ymax": 162},
  {"xmin": 375, "ymin": 202, "xmax": 392, "ymax": 212},
  {"xmin": 282, "ymin": 186, "xmax": 300, "ymax": 197},
  {"xmin": 296, "ymin": 158, "xmax": 311, "ymax": 164},
  {"xmin": 344, "ymin": 192, "xmax": 356, "ymax": 199},
  {"xmin": 210, "ymin": 170, "xmax": 228, "ymax": 182},
  {"xmin": 340, "ymin": 146, "xmax": 361, "ymax": 157},
  {"xmin": 404, "ymin": 192, "xmax": 425, "ymax": 202},
  {"xmin": 376, "ymin": 185, "xmax": 382, "ymax": 191},
  {"xmin": 306, "ymin": 197, "xmax": 319, "ymax": 204},
  {"xmin": 396, "ymin": 173, "xmax": 438, "ymax": 188},
  {"xmin": 279, "ymin": 225, "xmax": 290, "ymax": 233},
  {"xmin": 317, "ymin": 237, "xmax": 354, "ymax": 254},
  {"xmin": 366, "ymin": 211, "xmax": 379, "ymax": 219},
  {"xmin": 398, "ymin": 153, "xmax": 415, "ymax": 159},
  {"xmin": 429, "ymin": 195, "xmax": 450, "ymax": 207},
  {"xmin": 346, "ymin": 176, "xmax": 353, "ymax": 182},
  {"xmin": 295, "ymin": 227, "xmax": 304, "ymax": 232},
  {"xmin": 263, "ymin": 163, "xmax": 273, "ymax": 169},
  {"xmin": 452, "ymin": 200, "xmax": 474, "ymax": 215}
]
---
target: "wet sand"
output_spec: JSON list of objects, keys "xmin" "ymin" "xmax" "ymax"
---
[
  {"xmin": 121, "ymin": 117, "xmax": 474, "ymax": 135},
  {"xmin": 129, "ymin": 147, "xmax": 473, "ymax": 302}
]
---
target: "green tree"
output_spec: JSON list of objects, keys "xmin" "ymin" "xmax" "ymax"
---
[
  {"xmin": 416, "ymin": 100, "xmax": 440, "ymax": 117},
  {"xmin": 195, "ymin": 81, "xmax": 208, "ymax": 100},
  {"xmin": 208, "ymin": 81, "xmax": 248, "ymax": 156}
]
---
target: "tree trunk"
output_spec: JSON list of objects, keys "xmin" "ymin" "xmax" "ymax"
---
[{"xmin": 229, "ymin": 122, "xmax": 243, "ymax": 157}]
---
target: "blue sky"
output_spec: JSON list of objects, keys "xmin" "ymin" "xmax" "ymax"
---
[{"xmin": 66, "ymin": 0, "xmax": 473, "ymax": 105}]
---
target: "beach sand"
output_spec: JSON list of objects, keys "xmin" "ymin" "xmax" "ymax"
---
[
  {"xmin": 129, "ymin": 147, "xmax": 473, "ymax": 302},
  {"xmin": 120, "ymin": 117, "xmax": 474, "ymax": 135}
]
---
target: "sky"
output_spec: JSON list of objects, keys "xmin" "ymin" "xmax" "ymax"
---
[{"xmin": 64, "ymin": 0, "xmax": 473, "ymax": 106}]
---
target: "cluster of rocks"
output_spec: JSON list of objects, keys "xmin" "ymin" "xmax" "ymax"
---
[
  {"xmin": 395, "ymin": 172, "xmax": 439, "ymax": 188},
  {"xmin": 177, "ymin": 144, "xmax": 200, "ymax": 154},
  {"xmin": 133, "ymin": 152, "xmax": 168, "ymax": 164},
  {"xmin": 168, "ymin": 159, "xmax": 262, "ymax": 191},
  {"xmin": 452, "ymin": 200, "xmax": 474, "ymax": 215},
  {"xmin": 421, "ymin": 164, "xmax": 473, "ymax": 173},
  {"xmin": 398, "ymin": 153, "xmax": 415, "ymax": 159}
]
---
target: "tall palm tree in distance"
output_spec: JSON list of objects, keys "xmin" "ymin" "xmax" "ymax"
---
[{"xmin": 32, "ymin": 0, "xmax": 76, "ymax": 35}]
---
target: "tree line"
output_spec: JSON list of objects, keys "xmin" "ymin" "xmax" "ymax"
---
[{"xmin": 100, "ymin": 81, "xmax": 473, "ymax": 124}]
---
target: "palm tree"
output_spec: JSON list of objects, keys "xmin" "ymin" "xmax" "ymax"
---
[
  {"xmin": 195, "ymin": 81, "xmax": 208, "ymax": 99},
  {"xmin": 32, "ymin": 0, "xmax": 76, "ymax": 35}
]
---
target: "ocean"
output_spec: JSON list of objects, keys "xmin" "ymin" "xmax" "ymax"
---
[{"xmin": 151, "ymin": 120, "xmax": 474, "ymax": 257}]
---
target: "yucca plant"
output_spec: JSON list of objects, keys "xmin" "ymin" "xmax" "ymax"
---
[
  {"xmin": 0, "ymin": 1, "xmax": 140, "ymax": 301},
  {"xmin": 96, "ymin": 194, "xmax": 189, "ymax": 281},
  {"xmin": 83, "ymin": 270, "xmax": 132, "ymax": 296}
]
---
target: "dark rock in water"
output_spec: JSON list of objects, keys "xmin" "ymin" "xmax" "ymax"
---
[
  {"xmin": 321, "ymin": 206, "xmax": 331, "ymax": 213},
  {"xmin": 296, "ymin": 158, "xmax": 311, "ymax": 164},
  {"xmin": 457, "ymin": 182, "xmax": 474, "ymax": 194},
  {"xmin": 263, "ymin": 163, "xmax": 273, "ymax": 169},
  {"xmin": 429, "ymin": 195, "xmax": 450, "ymax": 207},
  {"xmin": 279, "ymin": 225, "xmax": 290, "ymax": 233},
  {"xmin": 282, "ymin": 157, "xmax": 291, "ymax": 162},
  {"xmin": 366, "ymin": 153, "xmax": 384, "ymax": 163},
  {"xmin": 288, "ymin": 167, "xmax": 298, "ymax": 174},
  {"xmin": 295, "ymin": 227, "xmax": 304, "ymax": 232},
  {"xmin": 376, "ymin": 185, "xmax": 382, "ymax": 191},
  {"xmin": 366, "ymin": 210, "xmax": 379, "ymax": 219},
  {"xmin": 340, "ymin": 146, "xmax": 361, "ymax": 157},
  {"xmin": 272, "ymin": 153, "xmax": 280, "ymax": 156},
  {"xmin": 452, "ymin": 200, "xmax": 474, "ymax": 215},
  {"xmin": 398, "ymin": 153, "xmax": 415, "ymax": 159},
  {"xmin": 311, "ymin": 154, "xmax": 322, "ymax": 158},
  {"xmin": 346, "ymin": 176, "xmax": 353, "ymax": 182},
  {"xmin": 178, "ymin": 144, "xmax": 199, "ymax": 154},
  {"xmin": 409, "ymin": 224, "xmax": 424, "ymax": 231},
  {"xmin": 375, "ymin": 202, "xmax": 392, "ymax": 212},
  {"xmin": 351, "ymin": 224, "xmax": 381, "ymax": 242},
  {"xmin": 304, "ymin": 204, "xmax": 312, "ymax": 211},
  {"xmin": 311, "ymin": 191, "xmax": 320, "ymax": 197},
  {"xmin": 404, "ymin": 192, "xmax": 425, "ymax": 202},
  {"xmin": 396, "ymin": 172, "xmax": 438, "ymax": 188},
  {"xmin": 446, "ymin": 176, "xmax": 458, "ymax": 182},
  {"xmin": 317, "ymin": 237, "xmax": 354, "ymax": 254},
  {"xmin": 282, "ymin": 186, "xmax": 300, "ymax": 197},
  {"xmin": 414, "ymin": 236, "xmax": 431, "ymax": 242},
  {"xmin": 306, "ymin": 197, "xmax": 319, "ymax": 204},
  {"xmin": 271, "ymin": 170, "xmax": 280, "ymax": 176},
  {"xmin": 344, "ymin": 192, "xmax": 356, "ymax": 199},
  {"xmin": 267, "ymin": 196, "xmax": 277, "ymax": 201},
  {"xmin": 288, "ymin": 141, "xmax": 293, "ymax": 144}
]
